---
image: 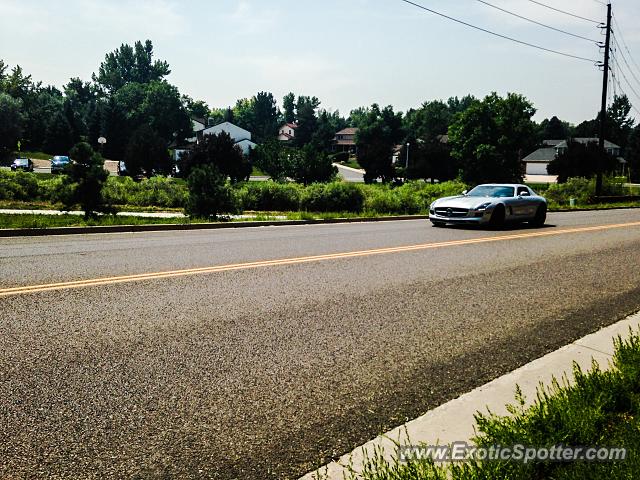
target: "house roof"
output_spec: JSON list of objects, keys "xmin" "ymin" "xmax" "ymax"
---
[
  {"xmin": 523, "ymin": 147, "xmax": 557, "ymax": 163},
  {"xmin": 555, "ymin": 138, "xmax": 620, "ymax": 149},
  {"xmin": 336, "ymin": 127, "xmax": 358, "ymax": 136},
  {"xmin": 281, "ymin": 123, "xmax": 298, "ymax": 129}
]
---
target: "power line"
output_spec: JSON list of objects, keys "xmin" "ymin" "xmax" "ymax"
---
[
  {"xmin": 611, "ymin": 73, "xmax": 640, "ymax": 117},
  {"xmin": 612, "ymin": 15, "xmax": 640, "ymax": 78},
  {"xmin": 475, "ymin": 0, "xmax": 598, "ymax": 43},
  {"xmin": 612, "ymin": 35, "xmax": 640, "ymax": 90},
  {"xmin": 398, "ymin": 0, "xmax": 598, "ymax": 62},
  {"xmin": 612, "ymin": 57, "xmax": 640, "ymax": 105},
  {"xmin": 527, "ymin": 0, "xmax": 602, "ymax": 24}
]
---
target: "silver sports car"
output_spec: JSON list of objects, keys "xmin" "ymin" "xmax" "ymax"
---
[{"xmin": 429, "ymin": 184, "xmax": 547, "ymax": 227}]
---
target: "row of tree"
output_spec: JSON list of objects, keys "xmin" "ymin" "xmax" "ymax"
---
[{"xmin": 1, "ymin": 38, "xmax": 640, "ymax": 185}]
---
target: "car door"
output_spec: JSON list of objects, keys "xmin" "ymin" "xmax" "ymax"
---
[{"xmin": 511, "ymin": 186, "xmax": 532, "ymax": 217}]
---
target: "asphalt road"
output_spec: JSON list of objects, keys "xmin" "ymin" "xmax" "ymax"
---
[{"xmin": 2, "ymin": 210, "xmax": 640, "ymax": 479}]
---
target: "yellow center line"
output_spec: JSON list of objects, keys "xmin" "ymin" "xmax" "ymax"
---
[{"xmin": 2, "ymin": 221, "xmax": 640, "ymax": 297}]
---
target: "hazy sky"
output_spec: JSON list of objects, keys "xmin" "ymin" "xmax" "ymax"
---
[{"xmin": 2, "ymin": 0, "xmax": 639, "ymax": 124}]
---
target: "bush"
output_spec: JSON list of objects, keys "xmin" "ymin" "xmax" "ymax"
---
[
  {"xmin": 0, "ymin": 171, "xmax": 41, "ymax": 201},
  {"xmin": 361, "ymin": 181, "xmax": 467, "ymax": 215},
  {"xmin": 238, "ymin": 181, "xmax": 302, "ymax": 211},
  {"xmin": 102, "ymin": 176, "xmax": 188, "ymax": 208},
  {"xmin": 185, "ymin": 165, "xmax": 238, "ymax": 218},
  {"xmin": 59, "ymin": 142, "xmax": 110, "ymax": 217},
  {"xmin": 300, "ymin": 182, "xmax": 365, "ymax": 213}
]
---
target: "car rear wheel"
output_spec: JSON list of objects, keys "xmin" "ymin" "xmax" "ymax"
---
[
  {"xmin": 530, "ymin": 204, "xmax": 547, "ymax": 227},
  {"xmin": 489, "ymin": 204, "xmax": 505, "ymax": 228}
]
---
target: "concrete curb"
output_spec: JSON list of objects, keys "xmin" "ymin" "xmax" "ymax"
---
[
  {"xmin": 1, "ymin": 206, "xmax": 639, "ymax": 237},
  {"xmin": 0, "ymin": 215, "xmax": 430, "ymax": 238},
  {"xmin": 300, "ymin": 311, "xmax": 640, "ymax": 480}
]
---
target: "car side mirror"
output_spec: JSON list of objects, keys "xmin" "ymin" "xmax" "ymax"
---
[
  {"xmin": 519, "ymin": 191, "xmax": 530, "ymax": 197},
  {"xmin": 462, "ymin": 190, "xmax": 468, "ymax": 195}
]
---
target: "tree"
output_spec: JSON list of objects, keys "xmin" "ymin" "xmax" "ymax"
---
[
  {"xmin": 448, "ymin": 93, "xmax": 536, "ymax": 185},
  {"xmin": 101, "ymin": 97, "xmax": 130, "ymax": 161},
  {"xmin": 0, "ymin": 93, "xmax": 23, "ymax": 160},
  {"xmin": 606, "ymin": 95, "xmax": 634, "ymax": 151},
  {"xmin": 400, "ymin": 136, "xmax": 456, "ymax": 182},
  {"xmin": 294, "ymin": 96, "xmax": 320, "ymax": 146},
  {"xmin": 181, "ymin": 132, "xmax": 250, "ymax": 183},
  {"xmin": 356, "ymin": 104, "xmax": 404, "ymax": 183},
  {"xmin": 232, "ymin": 98, "xmax": 255, "ymax": 132},
  {"xmin": 93, "ymin": 40, "xmax": 170, "ymax": 93},
  {"xmin": 252, "ymin": 140, "xmax": 291, "ymax": 181},
  {"xmin": 44, "ymin": 110, "xmax": 74, "ymax": 155},
  {"xmin": 282, "ymin": 92, "xmax": 296, "ymax": 123},
  {"xmin": 628, "ymin": 125, "xmax": 640, "ymax": 182},
  {"xmin": 252, "ymin": 91, "xmax": 279, "ymax": 143},
  {"xmin": 60, "ymin": 142, "xmax": 110, "ymax": 218},
  {"xmin": 124, "ymin": 125, "xmax": 171, "ymax": 176},
  {"xmin": 404, "ymin": 100, "xmax": 451, "ymax": 140},
  {"xmin": 289, "ymin": 144, "xmax": 337, "ymax": 185},
  {"xmin": 185, "ymin": 165, "xmax": 236, "ymax": 218},
  {"xmin": 540, "ymin": 116, "xmax": 571, "ymax": 140},
  {"xmin": 182, "ymin": 95, "xmax": 210, "ymax": 120},
  {"xmin": 548, "ymin": 140, "xmax": 618, "ymax": 183},
  {"xmin": 312, "ymin": 110, "xmax": 347, "ymax": 151}
]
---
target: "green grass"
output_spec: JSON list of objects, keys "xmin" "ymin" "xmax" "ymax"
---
[
  {"xmin": 13, "ymin": 151, "xmax": 53, "ymax": 161},
  {"xmin": 341, "ymin": 159, "xmax": 363, "ymax": 170},
  {"xmin": 316, "ymin": 327, "xmax": 640, "ymax": 480},
  {"xmin": 0, "ymin": 213, "xmax": 195, "ymax": 229},
  {"xmin": 251, "ymin": 166, "xmax": 266, "ymax": 176}
]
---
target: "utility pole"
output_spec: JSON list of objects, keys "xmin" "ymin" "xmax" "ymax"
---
[{"xmin": 596, "ymin": 3, "xmax": 612, "ymax": 197}]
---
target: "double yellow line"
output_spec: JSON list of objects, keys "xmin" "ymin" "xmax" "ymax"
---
[{"xmin": 2, "ymin": 221, "xmax": 639, "ymax": 298}]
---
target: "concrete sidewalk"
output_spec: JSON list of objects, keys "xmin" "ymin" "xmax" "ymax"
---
[{"xmin": 301, "ymin": 311, "xmax": 640, "ymax": 480}]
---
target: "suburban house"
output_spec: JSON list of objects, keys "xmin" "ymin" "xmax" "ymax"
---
[
  {"xmin": 198, "ymin": 121, "xmax": 257, "ymax": 155},
  {"xmin": 185, "ymin": 117, "xmax": 207, "ymax": 144},
  {"xmin": 278, "ymin": 123, "xmax": 298, "ymax": 142},
  {"xmin": 333, "ymin": 127, "xmax": 358, "ymax": 153},
  {"xmin": 523, "ymin": 138, "xmax": 622, "ymax": 176}
]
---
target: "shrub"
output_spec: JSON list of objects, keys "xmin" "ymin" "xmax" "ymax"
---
[
  {"xmin": 0, "ymin": 171, "xmax": 40, "ymax": 201},
  {"xmin": 238, "ymin": 181, "xmax": 302, "ymax": 211},
  {"xmin": 545, "ymin": 177, "xmax": 593, "ymax": 205},
  {"xmin": 59, "ymin": 142, "xmax": 110, "ymax": 217},
  {"xmin": 300, "ymin": 182, "xmax": 365, "ymax": 213},
  {"xmin": 185, "ymin": 165, "xmax": 238, "ymax": 218}
]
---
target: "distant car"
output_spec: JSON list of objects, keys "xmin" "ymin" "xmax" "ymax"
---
[
  {"xmin": 50, "ymin": 155, "xmax": 71, "ymax": 174},
  {"xmin": 11, "ymin": 158, "xmax": 34, "ymax": 172},
  {"xmin": 117, "ymin": 161, "xmax": 128, "ymax": 176},
  {"xmin": 429, "ymin": 184, "xmax": 547, "ymax": 228}
]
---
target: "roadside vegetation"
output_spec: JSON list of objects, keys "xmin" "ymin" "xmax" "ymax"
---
[
  {"xmin": 1, "ymin": 169, "xmax": 639, "ymax": 229},
  {"xmin": 316, "ymin": 328, "xmax": 640, "ymax": 480}
]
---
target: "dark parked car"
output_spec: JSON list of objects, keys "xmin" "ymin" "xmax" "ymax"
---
[
  {"xmin": 117, "ymin": 161, "xmax": 128, "ymax": 176},
  {"xmin": 50, "ymin": 155, "xmax": 71, "ymax": 174},
  {"xmin": 11, "ymin": 158, "xmax": 34, "ymax": 172}
]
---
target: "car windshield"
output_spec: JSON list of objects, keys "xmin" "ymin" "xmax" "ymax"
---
[
  {"xmin": 15, "ymin": 159, "xmax": 28, "ymax": 165},
  {"xmin": 467, "ymin": 186, "xmax": 515, "ymax": 198}
]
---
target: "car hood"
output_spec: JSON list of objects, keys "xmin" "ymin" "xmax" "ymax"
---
[{"xmin": 433, "ymin": 195, "xmax": 495, "ymax": 209}]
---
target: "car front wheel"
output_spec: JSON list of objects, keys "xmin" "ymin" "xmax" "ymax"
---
[
  {"xmin": 530, "ymin": 204, "xmax": 547, "ymax": 227},
  {"xmin": 489, "ymin": 204, "xmax": 505, "ymax": 228}
]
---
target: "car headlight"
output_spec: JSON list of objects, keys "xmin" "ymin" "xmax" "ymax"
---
[{"xmin": 475, "ymin": 202, "xmax": 492, "ymax": 211}]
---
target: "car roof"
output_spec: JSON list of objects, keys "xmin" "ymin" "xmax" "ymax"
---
[{"xmin": 476, "ymin": 183, "xmax": 526, "ymax": 187}]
